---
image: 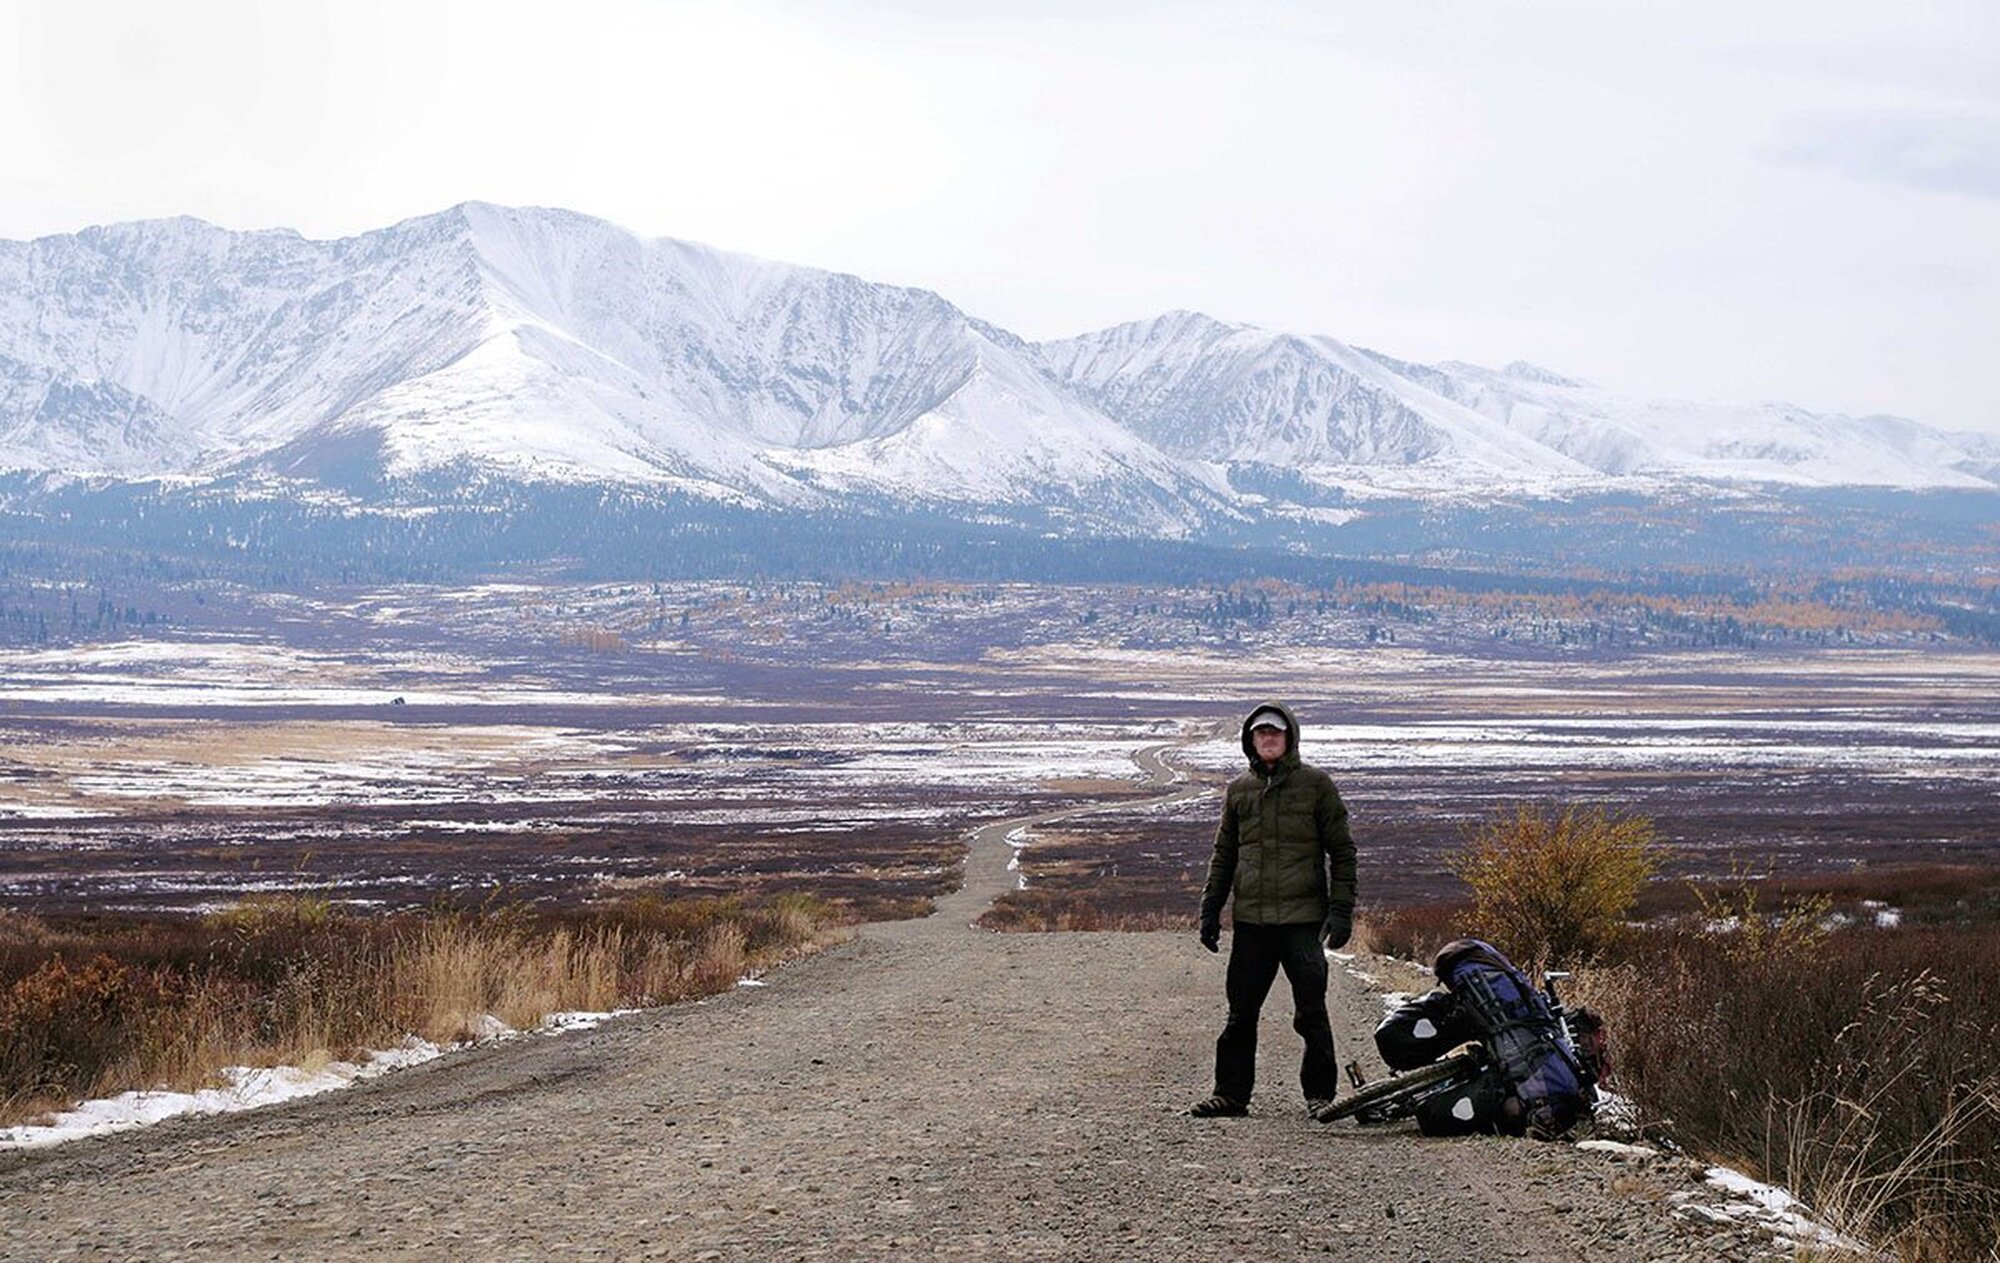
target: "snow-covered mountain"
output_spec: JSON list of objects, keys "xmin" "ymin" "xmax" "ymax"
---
[
  {"xmin": 1412, "ymin": 357, "xmax": 1996, "ymax": 489},
  {"xmin": 0, "ymin": 204, "xmax": 1231, "ymax": 533},
  {"xmin": 1947, "ymin": 429, "xmax": 2000, "ymax": 484},
  {"xmin": 1037, "ymin": 314, "xmax": 1994, "ymax": 493},
  {"xmin": 1, "ymin": 203, "xmax": 1991, "ymax": 537},
  {"xmin": 1035, "ymin": 312, "xmax": 1594, "ymax": 489}
]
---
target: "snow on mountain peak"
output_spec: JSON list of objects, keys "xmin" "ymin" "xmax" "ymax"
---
[
  {"xmin": 0, "ymin": 204, "xmax": 1989, "ymax": 516},
  {"xmin": 1500, "ymin": 360, "xmax": 1582, "ymax": 387},
  {"xmin": 1037, "ymin": 315, "xmax": 1593, "ymax": 479},
  {"xmin": 1043, "ymin": 317, "xmax": 1989, "ymax": 492},
  {"xmin": 0, "ymin": 205, "xmax": 1237, "ymax": 527}
]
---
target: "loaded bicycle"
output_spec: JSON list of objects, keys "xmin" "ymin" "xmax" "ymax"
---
[{"xmin": 1313, "ymin": 941, "xmax": 1609, "ymax": 1140}]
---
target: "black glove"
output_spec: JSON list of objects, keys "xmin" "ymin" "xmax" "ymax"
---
[
  {"xmin": 1321, "ymin": 904, "xmax": 1352, "ymax": 951},
  {"xmin": 1199, "ymin": 913, "xmax": 1221, "ymax": 953}
]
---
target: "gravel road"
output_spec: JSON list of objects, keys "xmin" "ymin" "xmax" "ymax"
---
[{"xmin": 0, "ymin": 743, "xmax": 1794, "ymax": 1261}]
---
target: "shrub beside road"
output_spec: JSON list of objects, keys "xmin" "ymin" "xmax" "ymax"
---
[{"xmin": 0, "ymin": 892, "xmax": 840, "ymax": 1126}]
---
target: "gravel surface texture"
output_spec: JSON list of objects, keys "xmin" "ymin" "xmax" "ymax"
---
[{"xmin": 0, "ymin": 746, "xmax": 1806, "ymax": 1261}]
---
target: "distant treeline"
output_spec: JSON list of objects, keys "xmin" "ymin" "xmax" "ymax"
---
[
  {"xmin": 0, "ymin": 584, "xmax": 170, "ymax": 644},
  {"xmin": 0, "ymin": 473, "xmax": 1994, "ymax": 643}
]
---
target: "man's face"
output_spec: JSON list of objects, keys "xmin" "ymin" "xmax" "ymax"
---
[{"xmin": 1252, "ymin": 724, "xmax": 1287, "ymax": 763}]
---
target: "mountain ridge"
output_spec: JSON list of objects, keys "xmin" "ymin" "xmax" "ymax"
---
[{"xmin": 2, "ymin": 203, "xmax": 1992, "ymax": 529}]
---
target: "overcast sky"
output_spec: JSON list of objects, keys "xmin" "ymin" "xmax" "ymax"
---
[{"xmin": 4, "ymin": 0, "xmax": 1995, "ymax": 430}]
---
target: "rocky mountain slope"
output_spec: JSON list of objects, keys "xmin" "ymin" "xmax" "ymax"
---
[
  {"xmin": 1037, "ymin": 313, "xmax": 1993, "ymax": 492},
  {"xmin": 1, "ymin": 204, "xmax": 1991, "ymax": 539},
  {"xmin": 0, "ymin": 205, "xmax": 1231, "ymax": 534}
]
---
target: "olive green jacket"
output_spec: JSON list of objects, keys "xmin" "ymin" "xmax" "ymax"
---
[{"xmin": 1199, "ymin": 701, "xmax": 1357, "ymax": 927}]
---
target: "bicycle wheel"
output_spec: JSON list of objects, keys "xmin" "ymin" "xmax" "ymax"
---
[{"xmin": 1315, "ymin": 1049, "xmax": 1483, "ymax": 1123}]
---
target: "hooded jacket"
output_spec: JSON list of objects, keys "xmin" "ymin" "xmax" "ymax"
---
[{"xmin": 1198, "ymin": 701, "xmax": 1357, "ymax": 927}]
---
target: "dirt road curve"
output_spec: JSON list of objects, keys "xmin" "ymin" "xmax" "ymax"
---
[{"xmin": 1, "ymin": 743, "xmax": 1769, "ymax": 1261}]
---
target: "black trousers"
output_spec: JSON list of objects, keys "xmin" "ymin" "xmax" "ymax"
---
[{"xmin": 1213, "ymin": 920, "xmax": 1341, "ymax": 1103}]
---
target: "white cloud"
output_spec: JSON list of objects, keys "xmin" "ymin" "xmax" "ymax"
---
[{"xmin": 1770, "ymin": 112, "xmax": 2000, "ymax": 199}]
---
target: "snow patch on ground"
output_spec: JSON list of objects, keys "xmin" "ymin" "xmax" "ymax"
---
[
  {"xmin": 541, "ymin": 1009, "xmax": 638, "ymax": 1031},
  {"xmin": 1576, "ymin": 1139, "xmax": 1658, "ymax": 1159},
  {"xmin": 1005, "ymin": 824, "xmax": 1033, "ymax": 887},
  {"xmin": 1174, "ymin": 715, "xmax": 2000, "ymax": 782},
  {"xmin": 1666, "ymin": 1164, "xmax": 1869, "ymax": 1255},
  {"xmin": 0, "ymin": 638, "xmax": 707, "ymax": 709},
  {"xmin": 0, "ymin": 804, "xmax": 113, "ymax": 820},
  {"xmin": 1861, "ymin": 899, "xmax": 1904, "ymax": 928},
  {"xmin": 1591, "ymin": 1088, "xmax": 1642, "ymax": 1135},
  {"xmin": 0, "ymin": 1038, "xmax": 446, "ymax": 1150},
  {"xmin": 0, "ymin": 1009, "xmax": 633, "ymax": 1151}
]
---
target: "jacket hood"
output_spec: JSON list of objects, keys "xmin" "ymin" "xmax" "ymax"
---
[{"xmin": 1240, "ymin": 700, "xmax": 1300, "ymax": 773}]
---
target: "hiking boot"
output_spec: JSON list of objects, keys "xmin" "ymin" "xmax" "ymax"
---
[
  {"xmin": 1186, "ymin": 1094, "xmax": 1248, "ymax": 1118},
  {"xmin": 1307, "ymin": 1097, "xmax": 1338, "ymax": 1122}
]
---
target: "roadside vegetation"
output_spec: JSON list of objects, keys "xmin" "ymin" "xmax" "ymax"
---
[
  {"xmin": 978, "ymin": 889, "xmax": 1185, "ymax": 932},
  {"xmin": 1447, "ymin": 805, "xmax": 1658, "ymax": 967},
  {"xmin": 1369, "ymin": 809, "xmax": 2000, "ymax": 1262},
  {"xmin": 0, "ymin": 890, "xmax": 842, "ymax": 1127}
]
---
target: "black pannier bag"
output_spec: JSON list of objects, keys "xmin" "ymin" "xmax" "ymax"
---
[
  {"xmin": 1414, "ymin": 1068, "xmax": 1516, "ymax": 1137},
  {"xmin": 1375, "ymin": 990, "xmax": 1475, "ymax": 1071}
]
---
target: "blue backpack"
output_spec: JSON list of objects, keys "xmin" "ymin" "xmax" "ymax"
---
[{"xmin": 1432, "ymin": 938, "xmax": 1588, "ymax": 1139}]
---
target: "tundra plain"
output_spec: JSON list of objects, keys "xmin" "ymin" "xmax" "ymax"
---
[{"xmin": 3, "ymin": 581, "xmax": 1995, "ymax": 921}]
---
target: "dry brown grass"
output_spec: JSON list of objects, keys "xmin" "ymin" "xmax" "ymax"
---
[
  {"xmin": 1359, "ymin": 899, "xmax": 1476, "ymax": 965},
  {"xmin": 1341, "ymin": 914, "xmax": 1379, "ymax": 957},
  {"xmin": 0, "ymin": 910, "xmax": 56, "ymax": 952},
  {"xmin": 1, "ymin": 719, "xmax": 550, "ymax": 815},
  {"xmin": 405, "ymin": 921, "xmax": 605, "ymax": 1041},
  {"xmin": 0, "ymin": 891, "xmax": 842, "ymax": 1125},
  {"xmin": 977, "ymin": 890, "xmax": 1187, "ymax": 932},
  {"xmin": 1581, "ymin": 922, "xmax": 2000, "ymax": 1260},
  {"xmin": 1631, "ymin": 863, "xmax": 2000, "ymax": 929}
]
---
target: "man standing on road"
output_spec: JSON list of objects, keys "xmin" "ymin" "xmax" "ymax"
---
[{"xmin": 1188, "ymin": 702, "xmax": 1356, "ymax": 1118}]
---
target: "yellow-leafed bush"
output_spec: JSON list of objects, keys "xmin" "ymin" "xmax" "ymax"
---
[{"xmin": 1450, "ymin": 804, "xmax": 1659, "ymax": 966}]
